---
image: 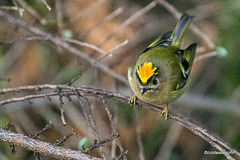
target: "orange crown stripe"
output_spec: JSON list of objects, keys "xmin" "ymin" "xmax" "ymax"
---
[{"xmin": 137, "ymin": 62, "xmax": 158, "ymax": 83}]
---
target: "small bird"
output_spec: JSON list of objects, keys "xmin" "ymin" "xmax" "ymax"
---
[{"xmin": 128, "ymin": 13, "xmax": 197, "ymax": 120}]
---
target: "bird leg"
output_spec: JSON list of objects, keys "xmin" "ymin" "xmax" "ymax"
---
[
  {"xmin": 129, "ymin": 95, "xmax": 137, "ymax": 105},
  {"xmin": 161, "ymin": 105, "xmax": 168, "ymax": 120}
]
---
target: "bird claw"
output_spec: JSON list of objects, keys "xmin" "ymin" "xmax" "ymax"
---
[
  {"xmin": 129, "ymin": 95, "xmax": 137, "ymax": 105},
  {"xmin": 161, "ymin": 106, "xmax": 168, "ymax": 120}
]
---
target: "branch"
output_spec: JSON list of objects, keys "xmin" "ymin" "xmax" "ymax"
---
[
  {"xmin": 82, "ymin": 134, "xmax": 119, "ymax": 153},
  {"xmin": 97, "ymin": 1, "xmax": 156, "ymax": 48},
  {"xmin": 0, "ymin": 128, "xmax": 102, "ymax": 160},
  {"xmin": 0, "ymin": 9, "xmax": 128, "ymax": 84},
  {"xmin": 0, "ymin": 84, "xmax": 239, "ymax": 160},
  {"xmin": 101, "ymin": 99, "xmax": 126, "ymax": 158}
]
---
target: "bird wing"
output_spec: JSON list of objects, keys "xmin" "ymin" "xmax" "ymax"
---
[
  {"xmin": 175, "ymin": 43, "xmax": 197, "ymax": 90},
  {"xmin": 142, "ymin": 31, "xmax": 172, "ymax": 53},
  {"xmin": 143, "ymin": 13, "xmax": 195, "ymax": 54}
]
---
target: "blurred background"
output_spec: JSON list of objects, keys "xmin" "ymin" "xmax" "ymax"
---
[{"xmin": 0, "ymin": 0, "xmax": 239, "ymax": 159}]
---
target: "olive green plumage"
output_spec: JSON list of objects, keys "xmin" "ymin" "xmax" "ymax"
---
[{"xmin": 128, "ymin": 13, "xmax": 197, "ymax": 117}]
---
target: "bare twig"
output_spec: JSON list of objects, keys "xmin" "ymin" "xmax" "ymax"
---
[
  {"xmin": 0, "ymin": 128, "xmax": 102, "ymax": 160},
  {"xmin": 0, "ymin": 84, "xmax": 240, "ymax": 115},
  {"xmin": 55, "ymin": 0, "xmax": 63, "ymax": 30},
  {"xmin": 194, "ymin": 51, "xmax": 217, "ymax": 63},
  {"xmin": 17, "ymin": 0, "xmax": 47, "ymax": 25},
  {"xmin": 0, "ymin": 10, "xmax": 128, "ymax": 84},
  {"xmin": 74, "ymin": 89, "xmax": 106, "ymax": 159},
  {"xmin": 115, "ymin": 150, "xmax": 128, "ymax": 160},
  {"xmin": 67, "ymin": 39, "xmax": 128, "ymax": 86},
  {"xmin": 0, "ymin": 6, "xmax": 24, "ymax": 17},
  {"xmin": 93, "ymin": 39, "xmax": 128, "ymax": 66},
  {"xmin": 98, "ymin": 1, "xmax": 156, "ymax": 48},
  {"xmin": 3, "ymin": 121, "xmax": 14, "ymax": 130},
  {"xmin": 54, "ymin": 130, "xmax": 75, "ymax": 146},
  {"xmin": 42, "ymin": 0, "xmax": 51, "ymax": 11},
  {"xmin": 65, "ymin": 38, "xmax": 106, "ymax": 55},
  {"xmin": 29, "ymin": 122, "xmax": 54, "ymax": 139},
  {"xmin": 80, "ymin": 7, "xmax": 124, "ymax": 39},
  {"xmin": 0, "ymin": 36, "xmax": 48, "ymax": 45},
  {"xmin": 101, "ymin": 99, "xmax": 127, "ymax": 159},
  {"xmin": 82, "ymin": 134, "xmax": 119, "ymax": 153},
  {"xmin": 0, "ymin": 84, "xmax": 239, "ymax": 160},
  {"xmin": 67, "ymin": 0, "xmax": 107, "ymax": 26},
  {"xmin": 57, "ymin": 88, "xmax": 67, "ymax": 126}
]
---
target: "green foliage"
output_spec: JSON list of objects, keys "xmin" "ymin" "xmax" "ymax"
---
[
  {"xmin": 216, "ymin": 46, "xmax": 227, "ymax": 58},
  {"xmin": 78, "ymin": 137, "xmax": 89, "ymax": 150},
  {"xmin": 62, "ymin": 30, "xmax": 73, "ymax": 40}
]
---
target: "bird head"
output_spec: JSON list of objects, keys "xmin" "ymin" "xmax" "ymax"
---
[{"xmin": 136, "ymin": 62, "xmax": 159, "ymax": 95}]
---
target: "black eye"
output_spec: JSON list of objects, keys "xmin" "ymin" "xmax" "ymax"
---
[{"xmin": 153, "ymin": 79, "xmax": 158, "ymax": 85}]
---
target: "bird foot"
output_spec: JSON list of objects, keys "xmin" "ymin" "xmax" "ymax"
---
[
  {"xmin": 161, "ymin": 106, "xmax": 168, "ymax": 120},
  {"xmin": 129, "ymin": 95, "xmax": 137, "ymax": 105}
]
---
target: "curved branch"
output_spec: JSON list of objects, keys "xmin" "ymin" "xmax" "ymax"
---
[
  {"xmin": 0, "ymin": 84, "xmax": 239, "ymax": 160},
  {"xmin": 0, "ymin": 9, "xmax": 128, "ymax": 84},
  {"xmin": 0, "ymin": 128, "xmax": 102, "ymax": 160}
]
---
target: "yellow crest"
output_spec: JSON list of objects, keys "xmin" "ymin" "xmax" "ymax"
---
[{"xmin": 136, "ymin": 62, "xmax": 158, "ymax": 84}]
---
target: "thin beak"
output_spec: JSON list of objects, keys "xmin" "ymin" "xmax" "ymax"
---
[{"xmin": 141, "ymin": 88, "xmax": 149, "ymax": 95}]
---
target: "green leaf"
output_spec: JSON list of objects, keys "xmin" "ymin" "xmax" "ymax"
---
[
  {"xmin": 216, "ymin": 46, "xmax": 228, "ymax": 58},
  {"xmin": 78, "ymin": 137, "xmax": 89, "ymax": 150},
  {"xmin": 62, "ymin": 30, "xmax": 73, "ymax": 39}
]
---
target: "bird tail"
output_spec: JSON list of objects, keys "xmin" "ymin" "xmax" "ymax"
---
[{"xmin": 170, "ymin": 13, "xmax": 195, "ymax": 47}]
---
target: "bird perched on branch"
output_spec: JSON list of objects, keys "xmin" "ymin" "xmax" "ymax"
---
[{"xmin": 128, "ymin": 12, "xmax": 197, "ymax": 120}]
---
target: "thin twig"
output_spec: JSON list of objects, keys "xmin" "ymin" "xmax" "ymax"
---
[
  {"xmin": 0, "ymin": 128, "xmax": 102, "ymax": 160},
  {"xmin": 17, "ymin": 0, "xmax": 47, "ymax": 25},
  {"xmin": 82, "ymin": 134, "xmax": 119, "ymax": 153},
  {"xmin": 66, "ymin": 0, "xmax": 107, "ymax": 26},
  {"xmin": 0, "ymin": 10, "xmax": 128, "ymax": 84},
  {"xmin": 0, "ymin": 36, "xmax": 48, "ymax": 45},
  {"xmin": 80, "ymin": 7, "xmax": 124, "ymax": 39},
  {"xmin": 54, "ymin": 129, "xmax": 75, "ymax": 146},
  {"xmin": 101, "ymin": 99, "xmax": 127, "ymax": 159},
  {"xmin": 3, "ymin": 121, "xmax": 14, "ymax": 130},
  {"xmin": 194, "ymin": 51, "xmax": 217, "ymax": 63},
  {"xmin": 93, "ymin": 39, "xmax": 128, "ymax": 66},
  {"xmin": 29, "ymin": 122, "xmax": 54, "ymax": 139},
  {"xmin": 74, "ymin": 89, "xmax": 107, "ymax": 159},
  {"xmin": 115, "ymin": 150, "xmax": 128, "ymax": 160},
  {"xmin": 0, "ymin": 6, "xmax": 24, "ymax": 17},
  {"xmin": 42, "ymin": 0, "xmax": 51, "ymax": 11},
  {"xmin": 67, "ymin": 39, "xmax": 128, "ymax": 86},
  {"xmin": 65, "ymin": 38, "xmax": 106, "ymax": 55},
  {"xmin": 97, "ymin": 1, "xmax": 156, "ymax": 48},
  {"xmin": 0, "ymin": 84, "xmax": 239, "ymax": 160},
  {"xmin": 55, "ymin": 0, "xmax": 63, "ymax": 30}
]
